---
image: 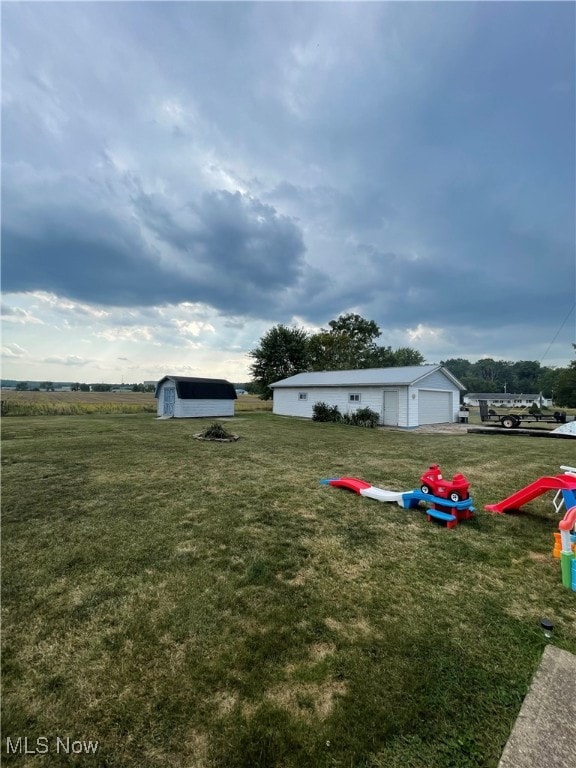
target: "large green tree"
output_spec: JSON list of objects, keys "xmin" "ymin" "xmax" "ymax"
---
[
  {"xmin": 391, "ymin": 347, "xmax": 425, "ymax": 366},
  {"xmin": 510, "ymin": 361, "xmax": 541, "ymax": 393},
  {"xmin": 308, "ymin": 313, "xmax": 382, "ymax": 370},
  {"xmin": 554, "ymin": 345, "xmax": 576, "ymax": 407},
  {"xmin": 307, "ymin": 313, "xmax": 422, "ymax": 371},
  {"xmin": 440, "ymin": 358, "xmax": 473, "ymax": 382},
  {"xmin": 249, "ymin": 313, "xmax": 426, "ymax": 394},
  {"xmin": 248, "ymin": 324, "xmax": 309, "ymax": 399}
]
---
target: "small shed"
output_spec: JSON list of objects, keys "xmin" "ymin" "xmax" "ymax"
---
[
  {"xmin": 270, "ymin": 365, "xmax": 465, "ymax": 428},
  {"xmin": 155, "ymin": 376, "xmax": 237, "ymax": 418}
]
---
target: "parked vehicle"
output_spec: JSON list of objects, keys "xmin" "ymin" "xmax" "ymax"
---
[{"xmin": 478, "ymin": 400, "xmax": 566, "ymax": 429}]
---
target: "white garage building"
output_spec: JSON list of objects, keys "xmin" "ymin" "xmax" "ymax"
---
[{"xmin": 270, "ymin": 365, "xmax": 465, "ymax": 428}]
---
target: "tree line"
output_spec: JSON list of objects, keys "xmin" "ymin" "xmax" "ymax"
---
[
  {"xmin": 249, "ymin": 313, "xmax": 424, "ymax": 399},
  {"xmin": 12, "ymin": 381, "xmax": 156, "ymax": 393},
  {"xmin": 440, "ymin": 352, "xmax": 576, "ymax": 406},
  {"xmin": 248, "ymin": 313, "xmax": 576, "ymax": 407}
]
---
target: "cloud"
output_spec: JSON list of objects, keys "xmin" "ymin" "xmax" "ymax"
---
[
  {"xmin": 41, "ymin": 355, "xmax": 92, "ymax": 366},
  {"xmin": 2, "ymin": 165, "xmax": 307, "ymax": 317},
  {"xmin": 1, "ymin": 302, "xmax": 44, "ymax": 325},
  {"xmin": 95, "ymin": 327, "xmax": 155, "ymax": 343},
  {"xmin": 1, "ymin": 1, "xmax": 574, "ymax": 379},
  {"xmin": 2, "ymin": 343, "xmax": 28, "ymax": 358}
]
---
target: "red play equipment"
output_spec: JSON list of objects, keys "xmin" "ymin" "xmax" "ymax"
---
[
  {"xmin": 328, "ymin": 477, "xmax": 372, "ymax": 493},
  {"xmin": 485, "ymin": 472, "xmax": 576, "ymax": 514},
  {"xmin": 419, "ymin": 464, "xmax": 470, "ymax": 503}
]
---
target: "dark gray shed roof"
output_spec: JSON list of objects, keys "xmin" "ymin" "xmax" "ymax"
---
[{"xmin": 155, "ymin": 376, "xmax": 237, "ymax": 400}]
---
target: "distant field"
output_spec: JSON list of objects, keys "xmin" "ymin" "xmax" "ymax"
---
[
  {"xmin": 1, "ymin": 390, "xmax": 157, "ymax": 405},
  {"xmin": 0, "ymin": 391, "xmax": 272, "ymax": 415}
]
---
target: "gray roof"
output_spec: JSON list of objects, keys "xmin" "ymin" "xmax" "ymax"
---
[{"xmin": 270, "ymin": 365, "xmax": 465, "ymax": 390}]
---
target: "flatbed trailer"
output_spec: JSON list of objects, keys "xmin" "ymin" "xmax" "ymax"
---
[{"xmin": 478, "ymin": 400, "xmax": 567, "ymax": 429}]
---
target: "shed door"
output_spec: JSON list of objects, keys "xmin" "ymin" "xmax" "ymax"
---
[
  {"xmin": 418, "ymin": 390, "xmax": 451, "ymax": 425},
  {"xmin": 383, "ymin": 390, "xmax": 399, "ymax": 426},
  {"xmin": 163, "ymin": 386, "xmax": 176, "ymax": 416}
]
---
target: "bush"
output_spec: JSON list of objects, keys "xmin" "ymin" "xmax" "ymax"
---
[
  {"xmin": 349, "ymin": 407, "xmax": 380, "ymax": 428},
  {"xmin": 312, "ymin": 402, "xmax": 379, "ymax": 428},
  {"xmin": 312, "ymin": 402, "xmax": 342, "ymax": 422},
  {"xmin": 199, "ymin": 422, "xmax": 235, "ymax": 440}
]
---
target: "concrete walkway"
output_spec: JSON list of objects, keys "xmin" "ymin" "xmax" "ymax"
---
[{"xmin": 498, "ymin": 645, "xmax": 576, "ymax": 768}]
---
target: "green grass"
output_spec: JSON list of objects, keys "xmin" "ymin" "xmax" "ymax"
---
[{"xmin": 2, "ymin": 413, "xmax": 575, "ymax": 767}]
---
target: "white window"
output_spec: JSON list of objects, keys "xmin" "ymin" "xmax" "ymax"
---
[
  {"xmin": 298, "ymin": 392, "xmax": 308, "ymax": 401},
  {"xmin": 349, "ymin": 393, "xmax": 361, "ymax": 403}
]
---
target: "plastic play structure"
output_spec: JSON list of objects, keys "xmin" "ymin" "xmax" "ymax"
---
[
  {"xmin": 321, "ymin": 464, "xmax": 475, "ymax": 528},
  {"xmin": 485, "ymin": 465, "xmax": 576, "ymax": 514},
  {"xmin": 486, "ymin": 465, "xmax": 576, "ymax": 592},
  {"xmin": 556, "ymin": 506, "xmax": 576, "ymax": 591}
]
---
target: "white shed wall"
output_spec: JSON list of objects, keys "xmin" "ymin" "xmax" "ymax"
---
[{"xmin": 174, "ymin": 399, "xmax": 235, "ymax": 418}]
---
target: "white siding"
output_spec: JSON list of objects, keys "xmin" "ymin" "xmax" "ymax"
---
[
  {"xmin": 273, "ymin": 386, "xmax": 410, "ymax": 426},
  {"xmin": 416, "ymin": 368, "xmax": 457, "ymax": 390},
  {"xmin": 272, "ymin": 368, "xmax": 461, "ymax": 427},
  {"xmin": 157, "ymin": 382, "xmax": 234, "ymax": 418},
  {"xmin": 175, "ymin": 398, "xmax": 235, "ymax": 418}
]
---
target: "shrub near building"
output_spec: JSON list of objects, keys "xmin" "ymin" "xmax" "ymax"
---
[{"xmin": 312, "ymin": 401, "xmax": 379, "ymax": 428}]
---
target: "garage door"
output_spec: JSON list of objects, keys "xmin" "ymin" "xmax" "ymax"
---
[{"xmin": 418, "ymin": 390, "xmax": 452, "ymax": 425}]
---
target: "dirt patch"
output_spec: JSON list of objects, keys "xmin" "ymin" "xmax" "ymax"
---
[
  {"xmin": 212, "ymin": 690, "xmax": 239, "ymax": 717},
  {"xmin": 324, "ymin": 616, "xmax": 375, "ymax": 640},
  {"xmin": 527, "ymin": 551, "xmax": 550, "ymax": 563},
  {"xmin": 266, "ymin": 680, "xmax": 347, "ymax": 721},
  {"xmin": 309, "ymin": 641, "xmax": 336, "ymax": 661},
  {"xmin": 380, "ymin": 423, "xmax": 469, "ymax": 435}
]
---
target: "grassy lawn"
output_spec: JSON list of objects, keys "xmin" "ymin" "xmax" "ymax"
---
[{"xmin": 2, "ymin": 412, "xmax": 575, "ymax": 767}]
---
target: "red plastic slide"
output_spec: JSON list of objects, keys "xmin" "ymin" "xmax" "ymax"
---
[
  {"xmin": 328, "ymin": 477, "xmax": 372, "ymax": 494},
  {"xmin": 485, "ymin": 475, "xmax": 576, "ymax": 514}
]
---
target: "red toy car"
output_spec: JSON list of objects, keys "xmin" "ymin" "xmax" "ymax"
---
[{"xmin": 420, "ymin": 464, "xmax": 470, "ymax": 503}]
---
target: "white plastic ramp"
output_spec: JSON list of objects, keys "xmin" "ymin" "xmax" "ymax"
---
[{"xmin": 360, "ymin": 487, "xmax": 405, "ymax": 504}]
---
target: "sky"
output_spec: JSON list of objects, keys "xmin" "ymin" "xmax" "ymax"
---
[{"xmin": 2, "ymin": 0, "xmax": 575, "ymax": 384}]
